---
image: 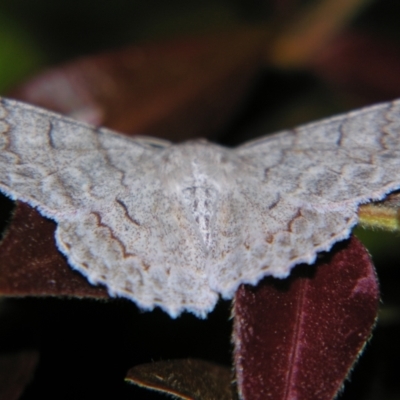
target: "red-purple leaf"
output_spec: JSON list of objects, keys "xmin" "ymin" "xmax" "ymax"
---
[
  {"xmin": 0, "ymin": 202, "xmax": 109, "ymax": 299},
  {"xmin": 233, "ymin": 236, "xmax": 379, "ymax": 400},
  {"xmin": 11, "ymin": 29, "xmax": 267, "ymax": 141},
  {"xmin": 126, "ymin": 358, "xmax": 233, "ymax": 400},
  {"xmin": 0, "ymin": 350, "xmax": 39, "ymax": 400}
]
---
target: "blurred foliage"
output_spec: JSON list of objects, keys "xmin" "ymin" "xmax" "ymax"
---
[
  {"xmin": 0, "ymin": 15, "xmax": 44, "ymax": 92},
  {"xmin": 0, "ymin": 0, "xmax": 268, "ymax": 61}
]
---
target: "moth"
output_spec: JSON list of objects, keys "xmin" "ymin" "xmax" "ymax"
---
[{"xmin": 1, "ymin": 97, "xmax": 399, "ymax": 317}]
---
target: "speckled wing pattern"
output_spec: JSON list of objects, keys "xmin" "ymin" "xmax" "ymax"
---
[{"xmin": 1, "ymin": 97, "xmax": 400, "ymax": 317}]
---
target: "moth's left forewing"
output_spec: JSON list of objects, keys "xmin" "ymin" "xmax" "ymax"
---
[
  {"xmin": 213, "ymin": 99, "xmax": 400, "ymax": 295},
  {"xmin": 237, "ymin": 99, "xmax": 400, "ymax": 207}
]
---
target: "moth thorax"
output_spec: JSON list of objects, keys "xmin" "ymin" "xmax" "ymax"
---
[{"xmin": 182, "ymin": 185, "xmax": 218, "ymax": 249}]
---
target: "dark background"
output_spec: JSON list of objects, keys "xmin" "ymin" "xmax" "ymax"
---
[{"xmin": 1, "ymin": 1, "xmax": 400, "ymax": 398}]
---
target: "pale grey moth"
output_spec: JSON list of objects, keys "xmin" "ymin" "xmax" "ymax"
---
[{"xmin": 0, "ymin": 96, "xmax": 399, "ymax": 317}]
